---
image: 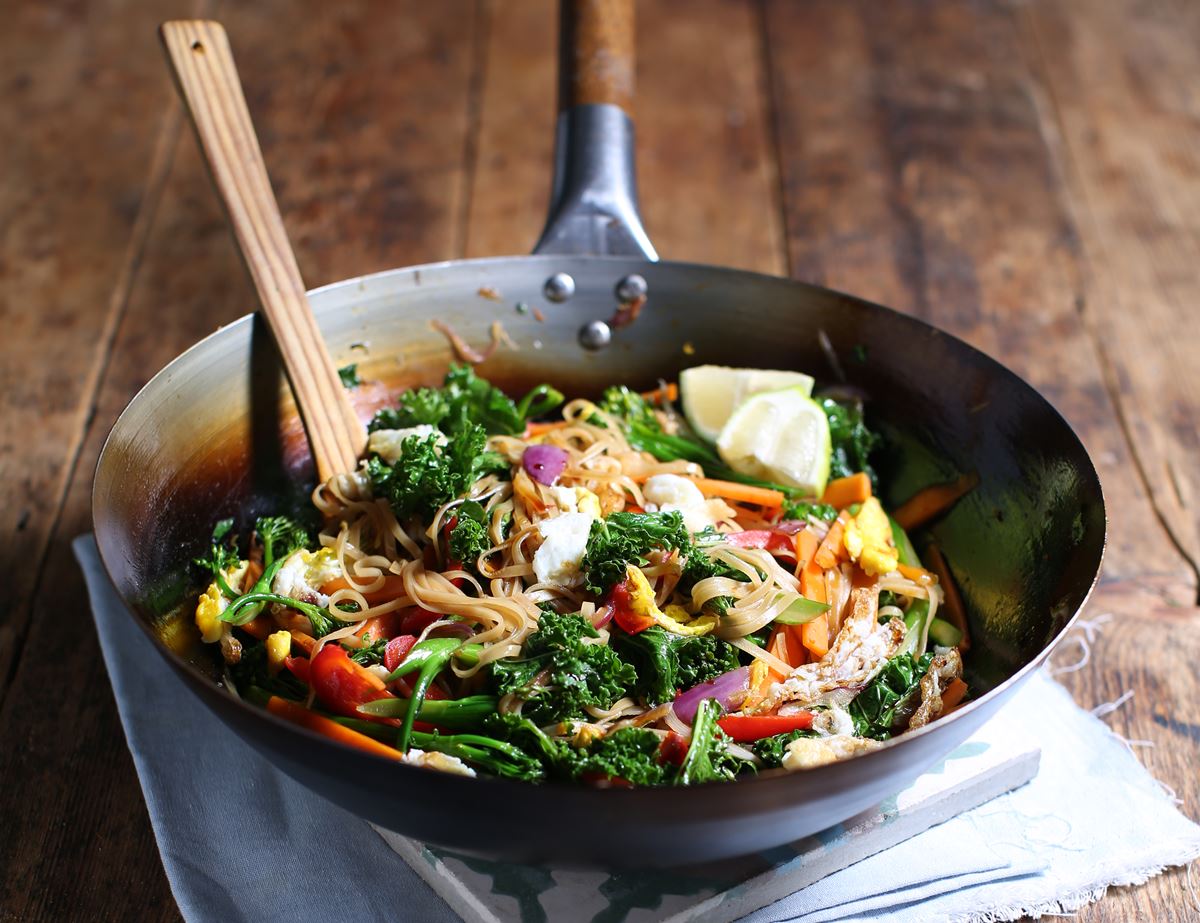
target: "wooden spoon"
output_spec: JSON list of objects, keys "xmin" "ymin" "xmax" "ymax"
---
[{"xmin": 159, "ymin": 20, "xmax": 365, "ymax": 481}]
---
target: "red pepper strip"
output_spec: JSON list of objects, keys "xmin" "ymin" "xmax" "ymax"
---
[
  {"xmin": 607, "ymin": 580, "xmax": 655, "ymax": 635},
  {"xmin": 284, "ymin": 654, "xmax": 310, "ymax": 685},
  {"xmin": 724, "ymin": 529, "xmax": 800, "ymax": 561},
  {"xmin": 657, "ymin": 732, "xmax": 690, "ymax": 767},
  {"xmin": 309, "ymin": 644, "xmax": 399, "ymax": 727},
  {"xmin": 398, "ymin": 607, "xmax": 443, "ymax": 637},
  {"xmin": 383, "ymin": 635, "xmax": 419, "ymax": 673},
  {"xmin": 717, "ymin": 712, "xmax": 815, "ymax": 742}
]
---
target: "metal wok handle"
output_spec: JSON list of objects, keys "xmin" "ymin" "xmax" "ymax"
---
[{"xmin": 533, "ymin": 0, "xmax": 658, "ymax": 260}]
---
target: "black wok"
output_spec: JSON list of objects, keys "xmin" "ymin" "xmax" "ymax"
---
[{"xmin": 92, "ymin": 1, "xmax": 1104, "ymax": 867}]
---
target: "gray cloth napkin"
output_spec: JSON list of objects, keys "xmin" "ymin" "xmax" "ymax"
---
[{"xmin": 77, "ymin": 535, "xmax": 1200, "ymax": 922}]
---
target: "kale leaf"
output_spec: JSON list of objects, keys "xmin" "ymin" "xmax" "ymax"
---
[
  {"xmin": 448, "ymin": 500, "xmax": 489, "ymax": 567},
  {"xmin": 677, "ymin": 698, "xmax": 754, "ymax": 785},
  {"xmin": 229, "ymin": 641, "xmax": 308, "ymax": 701},
  {"xmin": 562, "ymin": 727, "xmax": 670, "ymax": 786},
  {"xmin": 367, "ymin": 425, "xmax": 505, "ymax": 522},
  {"xmin": 782, "ymin": 500, "xmax": 838, "ymax": 522},
  {"xmin": 582, "ymin": 510, "xmax": 692, "ymax": 595},
  {"xmin": 752, "ymin": 728, "xmax": 820, "ymax": 768},
  {"xmin": 849, "ymin": 651, "xmax": 935, "ymax": 740},
  {"xmin": 337, "ymin": 363, "xmax": 361, "ymax": 388},
  {"xmin": 819, "ymin": 397, "xmax": 881, "ymax": 486},
  {"xmin": 615, "ymin": 626, "xmax": 741, "ymax": 706},
  {"xmin": 369, "ymin": 364, "xmax": 563, "ymax": 437},
  {"xmin": 490, "ymin": 611, "xmax": 637, "ymax": 725}
]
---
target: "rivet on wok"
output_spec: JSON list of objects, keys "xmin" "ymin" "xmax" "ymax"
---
[
  {"xmin": 578, "ymin": 320, "xmax": 612, "ymax": 351},
  {"xmin": 615, "ymin": 273, "xmax": 647, "ymax": 302},
  {"xmin": 544, "ymin": 272, "xmax": 576, "ymax": 302}
]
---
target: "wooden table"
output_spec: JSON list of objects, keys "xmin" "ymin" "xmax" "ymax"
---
[{"xmin": 3, "ymin": 1, "xmax": 1198, "ymax": 919}]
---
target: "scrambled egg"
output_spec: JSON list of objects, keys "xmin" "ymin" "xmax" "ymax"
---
[
  {"xmin": 642, "ymin": 473, "xmax": 716, "ymax": 533},
  {"xmin": 625, "ymin": 565, "xmax": 717, "ymax": 636},
  {"xmin": 366, "ymin": 425, "xmax": 446, "ymax": 464},
  {"xmin": 266, "ymin": 630, "xmax": 292, "ymax": 675},
  {"xmin": 400, "ymin": 748, "xmax": 476, "ymax": 777},
  {"xmin": 272, "ymin": 547, "xmax": 343, "ymax": 607},
  {"xmin": 547, "ymin": 485, "xmax": 603, "ymax": 518},
  {"xmin": 843, "ymin": 497, "xmax": 899, "ymax": 576},
  {"xmin": 781, "ymin": 734, "xmax": 882, "ymax": 770},
  {"xmin": 194, "ymin": 562, "xmax": 250, "ymax": 643},
  {"xmin": 532, "ymin": 511, "xmax": 595, "ymax": 587}
]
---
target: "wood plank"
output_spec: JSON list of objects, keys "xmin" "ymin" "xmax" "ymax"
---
[
  {"xmin": 0, "ymin": 0, "xmax": 192, "ymax": 702},
  {"xmin": 761, "ymin": 0, "xmax": 1190, "ymax": 591},
  {"xmin": 465, "ymin": 0, "xmax": 786, "ymax": 273},
  {"xmin": 0, "ymin": 2, "xmax": 482, "ymax": 918},
  {"xmin": 1019, "ymin": 0, "xmax": 1200, "ymax": 602}
]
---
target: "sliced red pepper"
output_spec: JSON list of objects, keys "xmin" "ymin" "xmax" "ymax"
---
[
  {"xmin": 284, "ymin": 654, "xmax": 310, "ymax": 685},
  {"xmin": 724, "ymin": 529, "xmax": 799, "ymax": 561},
  {"xmin": 716, "ymin": 712, "xmax": 814, "ymax": 742},
  {"xmin": 657, "ymin": 732, "xmax": 690, "ymax": 767},
  {"xmin": 578, "ymin": 771, "xmax": 635, "ymax": 789},
  {"xmin": 398, "ymin": 607, "xmax": 443, "ymax": 637},
  {"xmin": 607, "ymin": 580, "xmax": 655, "ymax": 635},
  {"xmin": 383, "ymin": 635, "xmax": 419, "ymax": 673},
  {"xmin": 309, "ymin": 644, "xmax": 399, "ymax": 726}
]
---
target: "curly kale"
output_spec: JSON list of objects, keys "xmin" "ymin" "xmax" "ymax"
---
[
  {"xmin": 369, "ymin": 364, "xmax": 563, "ymax": 437},
  {"xmin": 448, "ymin": 500, "xmax": 489, "ymax": 567},
  {"xmin": 677, "ymin": 699, "xmax": 754, "ymax": 785},
  {"xmin": 614, "ymin": 626, "xmax": 741, "ymax": 706},
  {"xmin": 753, "ymin": 729, "xmax": 820, "ymax": 768},
  {"xmin": 820, "ymin": 397, "xmax": 880, "ymax": 486},
  {"xmin": 367, "ymin": 425, "xmax": 506, "ymax": 522},
  {"xmin": 490, "ymin": 611, "xmax": 637, "ymax": 725},
  {"xmin": 337, "ymin": 363, "xmax": 361, "ymax": 388},
  {"xmin": 582, "ymin": 511, "xmax": 693, "ymax": 595},
  {"xmin": 849, "ymin": 652, "xmax": 935, "ymax": 740},
  {"xmin": 563, "ymin": 727, "xmax": 670, "ymax": 786}
]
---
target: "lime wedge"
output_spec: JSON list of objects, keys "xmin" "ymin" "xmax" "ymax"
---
[
  {"xmin": 716, "ymin": 386, "xmax": 831, "ymax": 496},
  {"xmin": 680, "ymin": 366, "xmax": 815, "ymax": 443}
]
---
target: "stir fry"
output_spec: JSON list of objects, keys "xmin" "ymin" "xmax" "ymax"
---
[{"xmin": 194, "ymin": 364, "xmax": 972, "ymax": 785}]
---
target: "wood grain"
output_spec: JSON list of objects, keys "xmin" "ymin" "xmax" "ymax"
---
[
  {"xmin": 0, "ymin": 1, "xmax": 480, "ymax": 918},
  {"xmin": 4, "ymin": 2, "xmax": 1199, "ymax": 920},
  {"xmin": 161, "ymin": 19, "xmax": 365, "ymax": 481},
  {"xmin": 559, "ymin": 0, "xmax": 636, "ymax": 112}
]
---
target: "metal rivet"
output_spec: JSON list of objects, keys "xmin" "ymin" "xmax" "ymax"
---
[
  {"xmin": 615, "ymin": 273, "xmax": 647, "ymax": 302},
  {"xmin": 578, "ymin": 320, "xmax": 612, "ymax": 351},
  {"xmin": 544, "ymin": 272, "xmax": 575, "ymax": 302}
]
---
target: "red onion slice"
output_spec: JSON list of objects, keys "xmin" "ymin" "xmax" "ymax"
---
[
  {"xmin": 522, "ymin": 444, "xmax": 569, "ymax": 485},
  {"xmin": 672, "ymin": 666, "xmax": 750, "ymax": 725}
]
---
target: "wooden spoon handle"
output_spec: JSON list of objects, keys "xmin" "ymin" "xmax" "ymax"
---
[
  {"xmin": 159, "ymin": 20, "xmax": 365, "ymax": 482},
  {"xmin": 559, "ymin": 0, "xmax": 636, "ymax": 113}
]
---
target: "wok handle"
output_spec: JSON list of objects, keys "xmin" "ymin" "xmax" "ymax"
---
[
  {"xmin": 159, "ymin": 20, "xmax": 365, "ymax": 482},
  {"xmin": 533, "ymin": 0, "xmax": 657, "ymax": 260}
]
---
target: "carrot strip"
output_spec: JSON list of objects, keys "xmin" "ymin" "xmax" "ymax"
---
[
  {"xmin": 690, "ymin": 477, "xmax": 786, "ymax": 509},
  {"xmin": 266, "ymin": 696, "xmax": 404, "ymax": 761},
  {"xmin": 897, "ymin": 563, "xmax": 936, "ymax": 585},
  {"xmin": 640, "ymin": 382, "xmax": 679, "ymax": 403},
  {"xmin": 801, "ymin": 614, "xmax": 830, "ymax": 660},
  {"xmin": 924, "ymin": 543, "xmax": 970, "ymax": 652},
  {"xmin": 820, "ymin": 472, "xmax": 872, "ymax": 508},
  {"xmin": 524, "ymin": 420, "xmax": 570, "ymax": 437},
  {"xmin": 941, "ymin": 678, "xmax": 968, "ymax": 712},
  {"xmin": 321, "ymin": 575, "xmax": 408, "ymax": 605},
  {"xmin": 893, "ymin": 472, "xmax": 979, "ymax": 531},
  {"xmin": 239, "ymin": 615, "xmax": 273, "ymax": 640},
  {"xmin": 814, "ymin": 511, "xmax": 849, "ymax": 570}
]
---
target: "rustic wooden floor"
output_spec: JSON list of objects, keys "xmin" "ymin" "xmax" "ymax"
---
[{"xmin": 2, "ymin": 1, "xmax": 1198, "ymax": 920}]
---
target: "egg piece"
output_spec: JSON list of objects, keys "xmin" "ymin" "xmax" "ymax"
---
[
  {"xmin": 642, "ymin": 473, "xmax": 715, "ymax": 533},
  {"xmin": 842, "ymin": 496, "xmax": 899, "ymax": 576},
  {"xmin": 781, "ymin": 734, "xmax": 882, "ymax": 770},
  {"xmin": 547, "ymin": 486, "xmax": 603, "ymax": 519},
  {"xmin": 194, "ymin": 561, "xmax": 249, "ymax": 644},
  {"xmin": 400, "ymin": 748, "xmax": 477, "ymax": 777},
  {"xmin": 532, "ymin": 512, "xmax": 596, "ymax": 587},
  {"xmin": 367, "ymin": 425, "xmax": 446, "ymax": 464},
  {"xmin": 624, "ymin": 565, "xmax": 717, "ymax": 636},
  {"xmin": 272, "ymin": 547, "xmax": 343, "ymax": 607},
  {"xmin": 266, "ymin": 631, "xmax": 292, "ymax": 675}
]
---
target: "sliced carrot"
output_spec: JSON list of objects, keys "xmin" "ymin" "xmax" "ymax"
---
[
  {"xmin": 321, "ymin": 575, "xmax": 408, "ymax": 605},
  {"xmin": 814, "ymin": 511, "xmax": 849, "ymax": 570},
  {"xmin": 266, "ymin": 696, "xmax": 404, "ymax": 761},
  {"xmin": 690, "ymin": 477, "xmax": 786, "ymax": 509},
  {"xmin": 640, "ymin": 382, "xmax": 679, "ymax": 403},
  {"xmin": 925, "ymin": 543, "xmax": 970, "ymax": 652},
  {"xmin": 941, "ymin": 678, "xmax": 968, "ymax": 712},
  {"xmin": 525, "ymin": 419, "xmax": 570, "ymax": 437},
  {"xmin": 801, "ymin": 614, "xmax": 830, "ymax": 660},
  {"xmin": 239, "ymin": 615, "xmax": 273, "ymax": 640},
  {"xmin": 798, "ymin": 530, "xmax": 831, "ymax": 659},
  {"xmin": 820, "ymin": 472, "xmax": 872, "ymax": 509},
  {"xmin": 893, "ymin": 472, "xmax": 979, "ymax": 532},
  {"xmin": 897, "ymin": 563, "xmax": 936, "ymax": 585}
]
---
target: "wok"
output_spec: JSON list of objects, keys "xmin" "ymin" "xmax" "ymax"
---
[{"xmin": 92, "ymin": 0, "xmax": 1105, "ymax": 866}]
